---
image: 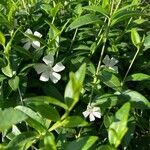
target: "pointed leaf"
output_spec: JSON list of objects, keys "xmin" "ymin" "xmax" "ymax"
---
[
  {"xmin": 8, "ymin": 76, "xmax": 19, "ymax": 91},
  {"xmin": 63, "ymin": 136, "xmax": 98, "ymax": 150},
  {"xmin": 68, "ymin": 14, "xmax": 102, "ymax": 30},
  {"xmin": 24, "ymin": 96, "xmax": 67, "ymax": 110},
  {"xmin": 108, "ymin": 103, "xmax": 131, "ymax": 148},
  {"xmin": 62, "ymin": 116, "xmax": 88, "ymax": 128},
  {"xmin": 0, "ymin": 108, "xmax": 27, "ymax": 132},
  {"xmin": 118, "ymin": 90, "xmax": 150, "ymax": 109},
  {"xmin": 126, "ymin": 73, "xmax": 150, "ymax": 81}
]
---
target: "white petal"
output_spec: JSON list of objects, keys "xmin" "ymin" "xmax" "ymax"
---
[
  {"xmin": 89, "ymin": 113, "xmax": 95, "ymax": 121},
  {"xmin": 82, "ymin": 110, "xmax": 90, "ymax": 118},
  {"xmin": 109, "ymin": 57, "xmax": 118, "ymax": 67},
  {"xmin": 32, "ymin": 41, "xmax": 40, "ymax": 49},
  {"xmin": 102, "ymin": 55, "xmax": 110, "ymax": 66},
  {"xmin": 93, "ymin": 111, "xmax": 101, "ymax": 119},
  {"xmin": 34, "ymin": 63, "xmax": 47, "ymax": 74},
  {"xmin": 40, "ymin": 71, "xmax": 50, "ymax": 82},
  {"xmin": 34, "ymin": 31, "xmax": 42, "ymax": 38},
  {"xmin": 52, "ymin": 62, "xmax": 65, "ymax": 72},
  {"xmin": 43, "ymin": 55, "xmax": 54, "ymax": 66},
  {"xmin": 23, "ymin": 42, "xmax": 31, "ymax": 50},
  {"xmin": 25, "ymin": 28, "xmax": 32, "ymax": 34},
  {"xmin": 49, "ymin": 72, "xmax": 61, "ymax": 83}
]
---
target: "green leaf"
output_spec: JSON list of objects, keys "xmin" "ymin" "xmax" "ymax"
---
[
  {"xmin": 6, "ymin": 132, "xmax": 37, "ymax": 150},
  {"xmin": 83, "ymin": 5, "xmax": 108, "ymax": 18},
  {"xmin": 93, "ymin": 94, "xmax": 119, "ymax": 108},
  {"xmin": 131, "ymin": 28, "xmax": 141, "ymax": 48},
  {"xmin": 118, "ymin": 90, "xmax": 150, "ymax": 109},
  {"xmin": 62, "ymin": 116, "xmax": 88, "ymax": 128},
  {"xmin": 0, "ymin": 108, "xmax": 27, "ymax": 132},
  {"xmin": 126, "ymin": 73, "xmax": 150, "ymax": 81},
  {"xmin": 15, "ymin": 106, "xmax": 46, "ymax": 133},
  {"xmin": 111, "ymin": 10, "xmax": 144, "ymax": 26},
  {"xmin": 65, "ymin": 64, "xmax": 86, "ymax": 109},
  {"xmin": 0, "ymin": 31, "xmax": 5, "ymax": 47},
  {"xmin": 42, "ymin": 83, "xmax": 64, "ymax": 101},
  {"xmin": 99, "ymin": 69, "xmax": 122, "ymax": 92},
  {"xmin": 96, "ymin": 145, "xmax": 116, "ymax": 150},
  {"xmin": 8, "ymin": 76, "xmax": 19, "ymax": 91},
  {"xmin": 63, "ymin": 136, "xmax": 98, "ymax": 150},
  {"xmin": 108, "ymin": 103, "xmax": 131, "ymax": 148},
  {"xmin": 24, "ymin": 96, "xmax": 67, "ymax": 110},
  {"xmin": 104, "ymin": 115, "xmax": 114, "ymax": 128},
  {"xmin": 0, "ymin": 74, "xmax": 6, "ymax": 82},
  {"xmin": 43, "ymin": 133, "xmax": 57, "ymax": 150},
  {"xmin": 2, "ymin": 63, "xmax": 13, "ymax": 77},
  {"xmin": 28, "ymin": 103, "xmax": 60, "ymax": 121},
  {"xmin": 122, "ymin": 117, "xmax": 135, "ymax": 149},
  {"xmin": 68, "ymin": 14, "xmax": 102, "ymax": 30},
  {"xmin": 144, "ymin": 34, "xmax": 150, "ymax": 49}
]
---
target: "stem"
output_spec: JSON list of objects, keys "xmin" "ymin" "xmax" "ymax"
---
[
  {"xmin": 123, "ymin": 47, "xmax": 140, "ymax": 84},
  {"xmin": 18, "ymin": 87, "xmax": 24, "ymax": 105},
  {"xmin": 96, "ymin": 37, "xmax": 107, "ymax": 75},
  {"xmin": 69, "ymin": 28, "xmax": 78, "ymax": 51}
]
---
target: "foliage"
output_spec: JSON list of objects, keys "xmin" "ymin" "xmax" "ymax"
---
[{"xmin": 0, "ymin": 0, "xmax": 150, "ymax": 149}]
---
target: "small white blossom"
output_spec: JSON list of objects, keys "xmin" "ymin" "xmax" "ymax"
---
[
  {"xmin": 22, "ymin": 28, "xmax": 42, "ymax": 50},
  {"xmin": 83, "ymin": 104, "xmax": 101, "ymax": 122},
  {"xmin": 34, "ymin": 55, "xmax": 65, "ymax": 83},
  {"xmin": 102, "ymin": 55, "xmax": 118, "ymax": 72}
]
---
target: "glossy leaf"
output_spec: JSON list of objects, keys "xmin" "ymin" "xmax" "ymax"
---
[
  {"xmin": 43, "ymin": 133, "xmax": 57, "ymax": 150},
  {"xmin": 83, "ymin": 5, "xmax": 108, "ymax": 18},
  {"xmin": 0, "ymin": 108, "xmax": 27, "ymax": 132},
  {"xmin": 68, "ymin": 14, "xmax": 102, "ymax": 30},
  {"xmin": 131, "ymin": 28, "xmax": 141, "ymax": 48},
  {"xmin": 118, "ymin": 90, "xmax": 150, "ymax": 109},
  {"xmin": 24, "ymin": 96, "xmax": 68, "ymax": 110},
  {"xmin": 28, "ymin": 103, "xmax": 60, "ymax": 121},
  {"xmin": 8, "ymin": 76, "xmax": 19, "ymax": 91},
  {"xmin": 65, "ymin": 64, "xmax": 86, "ymax": 109},
  {"xmin": 96, "ymin": 145, "xmax": 116, "ymax": 150},
  {"xmin": 126, "ymin": 73, "xmax": 150, "ymax": 81},
  {"xmin": 6, "ymin": 132, "xmax": 37, "ymax": 150},
  {"xmin": 99, "ymin": 69, "xmax": 122, "ymax": 92},
  {"xmin": 15, "ymin": 106, "xmax": 46, "ymax": 133},
  {"xmin": 108, "ymin": 103, "xmax": 130, "ymax": 148},
  {"xmin": 62, "ymin": 116, "xmax": 88, "ymax": 128},
  {"xmin": 0, "ymin": 31, "xmax": 5, "ymax": 47},
  {"xmin": 93, "ymin": 94, "xmax": 119, "ymax": 108},
  {"xmin": 63, "ymin": 136, "xmax": 98, "ymax": 150}
]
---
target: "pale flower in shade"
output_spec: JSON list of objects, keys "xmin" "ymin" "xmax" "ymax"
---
[
  {"xmin": 102, "ymin": 55, "xmax": 118, "ymax": 72},
  {"xmin": 82, "ymin": 104, "xmax": 101, "ymax": 122},
  {"xmin": 22, "ymin": 28, "xmax": 42, "ymax": 50},
  {"xmin": 34, "ymin": 55, "xmax": 65, "ymax": 83}
]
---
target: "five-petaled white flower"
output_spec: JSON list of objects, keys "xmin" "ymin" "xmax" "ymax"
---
[
  {"xmin": 34, "ymin": 55, "xmax": 65, "ymax": 83},
  {"xmin": 22, "ymin": 28, "xmax": 42, "ymax": 50},
  {"xmin": 82, "ymin": 104, "xmax": 101, "ymax": 122},
  {"xmin": 102, "ymin": 55, "xmax": 118, "ymax": 72}
]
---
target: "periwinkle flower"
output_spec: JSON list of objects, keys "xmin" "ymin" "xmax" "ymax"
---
[
  {"xmin": 83, "ymin": 104, "xmax": 101, "ymax": 122},
  {"xmin": 22, "ymin": 29, "xmax": 42, "ymax": 50},
  {"xmin": 34, "ymin": 55, "xmax": 65, "ymax": 83}
]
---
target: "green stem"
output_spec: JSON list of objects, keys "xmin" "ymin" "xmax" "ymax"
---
[
  {"xmin": 122, "ymin": 47, "xmax": 140, "ymax": 84},
  {"xmin": 69, "ymin": 28, "xmax": 78, "ymax": 51}
]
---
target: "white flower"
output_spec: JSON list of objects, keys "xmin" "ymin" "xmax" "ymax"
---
[
  {"xmin": 102, "ymin": 55, "xmax": 118, "ymax": 72},
  {"xmin": 82, "ymin": 104, "xmax": 101, "ymax": 122},
  {"xmin": 34, "ymin": 55, "xmax": 65, "ymax": 83},
  {"xmin": 22, "ymin": 28, "xmax": 42, "ymax": 50}
]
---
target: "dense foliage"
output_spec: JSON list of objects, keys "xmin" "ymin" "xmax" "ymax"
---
[{"xmin": 0, "ymin": 0, "xmax": 150, "ymax": 149}]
